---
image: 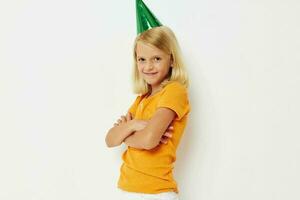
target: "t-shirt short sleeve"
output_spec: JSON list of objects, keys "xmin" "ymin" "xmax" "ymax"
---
[
  {"xmin": 127, "ymin": 95, "xmax": 142, "ymax": 117},
  {"xmin": 156, "ymin": 82, "xmax": 190, "ymax": 121}
]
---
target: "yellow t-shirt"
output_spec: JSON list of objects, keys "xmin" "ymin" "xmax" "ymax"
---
[{"xmin": 117, "ymin": 81, "xmax": 191, "ymax": 194}]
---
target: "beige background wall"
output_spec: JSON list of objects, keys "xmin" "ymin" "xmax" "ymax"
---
[{"xmin": 0, "ymin": 0, "xmax": 299, "ymax": 199}]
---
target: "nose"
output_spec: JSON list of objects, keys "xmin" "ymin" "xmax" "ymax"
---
[{"xmin": 145, "ymin": 61, "xmax": 154, "ymax": 71}]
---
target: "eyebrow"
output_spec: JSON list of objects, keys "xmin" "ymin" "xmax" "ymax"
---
[{"xmin": 136, "ymin": 55, "xmax": 162, "ymax": 59}]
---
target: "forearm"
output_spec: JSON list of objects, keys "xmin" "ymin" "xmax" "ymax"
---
[
  {"xmin": 124, "ymin": 130, "xmax": 159, "ymax": 150},
  {"xmin": 105, "ymin": 121, "xmax": 134, "ymax": 148}
]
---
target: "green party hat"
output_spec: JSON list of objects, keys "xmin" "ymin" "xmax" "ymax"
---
[{"xmin": 136, "ymin": 0, "xmax": 162, "ymax": 34}]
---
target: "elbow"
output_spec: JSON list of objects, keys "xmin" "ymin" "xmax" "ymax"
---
[
  {"xmin": 105, "ymin": 129, "xmax": 120, "ymax": 148},
  {"xmin": 105, "ymin": 136, "xmax": 114, "ymax": 148},
  {"xmin": 105, "ymin": 140, "xmax": 114, "ymax": 148},
  {"xmin": 105, "ymin": 137, "xmax": 119, "ymax": 148}
]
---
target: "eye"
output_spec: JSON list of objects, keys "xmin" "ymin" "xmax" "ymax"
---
[
  {"xmin": 138, "ymin": 58, "xmax": 145, "ymax": 62},
  {"xmin": 154, "ymin": 57, "xmax": 161, "ymax": 61}
]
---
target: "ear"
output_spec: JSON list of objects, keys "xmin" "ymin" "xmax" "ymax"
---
[{"xmin": 170, "ymin": 55, "xmax": 174, "ymax": 67}]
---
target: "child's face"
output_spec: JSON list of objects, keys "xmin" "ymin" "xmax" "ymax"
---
[{"xmin": 136, "ymin": 41, "xmax": 173, "ymax": 91}]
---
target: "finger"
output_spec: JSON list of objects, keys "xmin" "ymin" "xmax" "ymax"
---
[
  {"xmin": 126, "ymin": 112, "xmax": 132, "ymax": 121},
  {"xmin": 117, "ymin": 119, "xmax": 122, "ymax": 123},
  {"xmin": 121, "ymin": 115, "xmax": 127, "ymax": 122},
  {"xmin": 163, "ymin": 132, "xmax": 172, "ymax": 138},
  {"xmin": 166, "ymin": 127, "xmax": 173, "ymax": 132},
  {"xmin": 160, "ymin": 138, "xmax": 168, "ymax": 144}
]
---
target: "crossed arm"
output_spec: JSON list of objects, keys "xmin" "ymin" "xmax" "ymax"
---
[{"xmin": 105, "ymin": 107, "xmax": 176, "ymax": 150}]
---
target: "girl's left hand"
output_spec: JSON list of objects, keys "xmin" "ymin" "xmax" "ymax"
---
[{"xmin": 113, "ymin": 112, "xmax": 132, "ymax": 127}]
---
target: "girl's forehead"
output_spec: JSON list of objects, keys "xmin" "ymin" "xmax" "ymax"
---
[{"xmin": 136, "ymin": 42, "xmax": 166, "ymax": 56}]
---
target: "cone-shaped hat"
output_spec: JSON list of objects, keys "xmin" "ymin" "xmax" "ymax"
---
[{"xmin": 136, "ymin": 0, "xmax": 162, "ymax": 34}]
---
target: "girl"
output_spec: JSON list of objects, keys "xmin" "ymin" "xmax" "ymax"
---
[
  {"xmin": 105, "ymin": 25, "xmax": 190, "ymax": 199},
  {"xmin": 105, "ymin": 1, "xmax": 190, "ymax": 200}
]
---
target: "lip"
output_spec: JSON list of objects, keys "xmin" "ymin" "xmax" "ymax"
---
[{"xmin": 144, "ymin": 72, "xmax": 157, "ymax": 76}]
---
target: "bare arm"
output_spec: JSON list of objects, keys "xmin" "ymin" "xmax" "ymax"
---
[
  {"xmin": 123, "ymin": 129, "xmax": 149, "ymax": 149},
  {"xmin": 124, "ymin": 108, "xmax": 176, "ymax": 150},
  {"xmin": 105, "ymin": 120, "xmax": 135, "ymax": 148},
  {"xmin": 106, "ymin": 111, "xmax": 174, "ymax": 149}
]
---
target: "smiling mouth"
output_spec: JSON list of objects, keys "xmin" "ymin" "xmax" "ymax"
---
[{"xmin": 144, "ymin": 72, "xmax": 157, "ymax": 75}]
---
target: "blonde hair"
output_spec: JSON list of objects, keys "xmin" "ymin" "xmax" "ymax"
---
[{"xmin": 131, "ymin": 26, "xmax": 189, "ymax": 95}]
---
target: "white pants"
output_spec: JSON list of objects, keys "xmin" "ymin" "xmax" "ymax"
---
[{"xmin": 117, "ymin": 188, "xmax": 180, "ymax": 200}]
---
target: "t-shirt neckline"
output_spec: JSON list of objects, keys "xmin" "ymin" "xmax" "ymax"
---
[
  {"xmin": 144, "ymin": 89, "xmax": 164, "ymax": 100},
  {"xmin": 142, "ymin": 81, "xmax": 177, "ymax": 100}
]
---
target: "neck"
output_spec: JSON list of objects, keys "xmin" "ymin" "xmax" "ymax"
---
[{"xmin": 149, "ymin": 85, "xmax": 162, "ymax": 96}]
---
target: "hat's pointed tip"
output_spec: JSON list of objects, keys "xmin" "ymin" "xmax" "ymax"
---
[{"xmin": 135, "ymin": 0, "xmax": 163, "ymax": 35}]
